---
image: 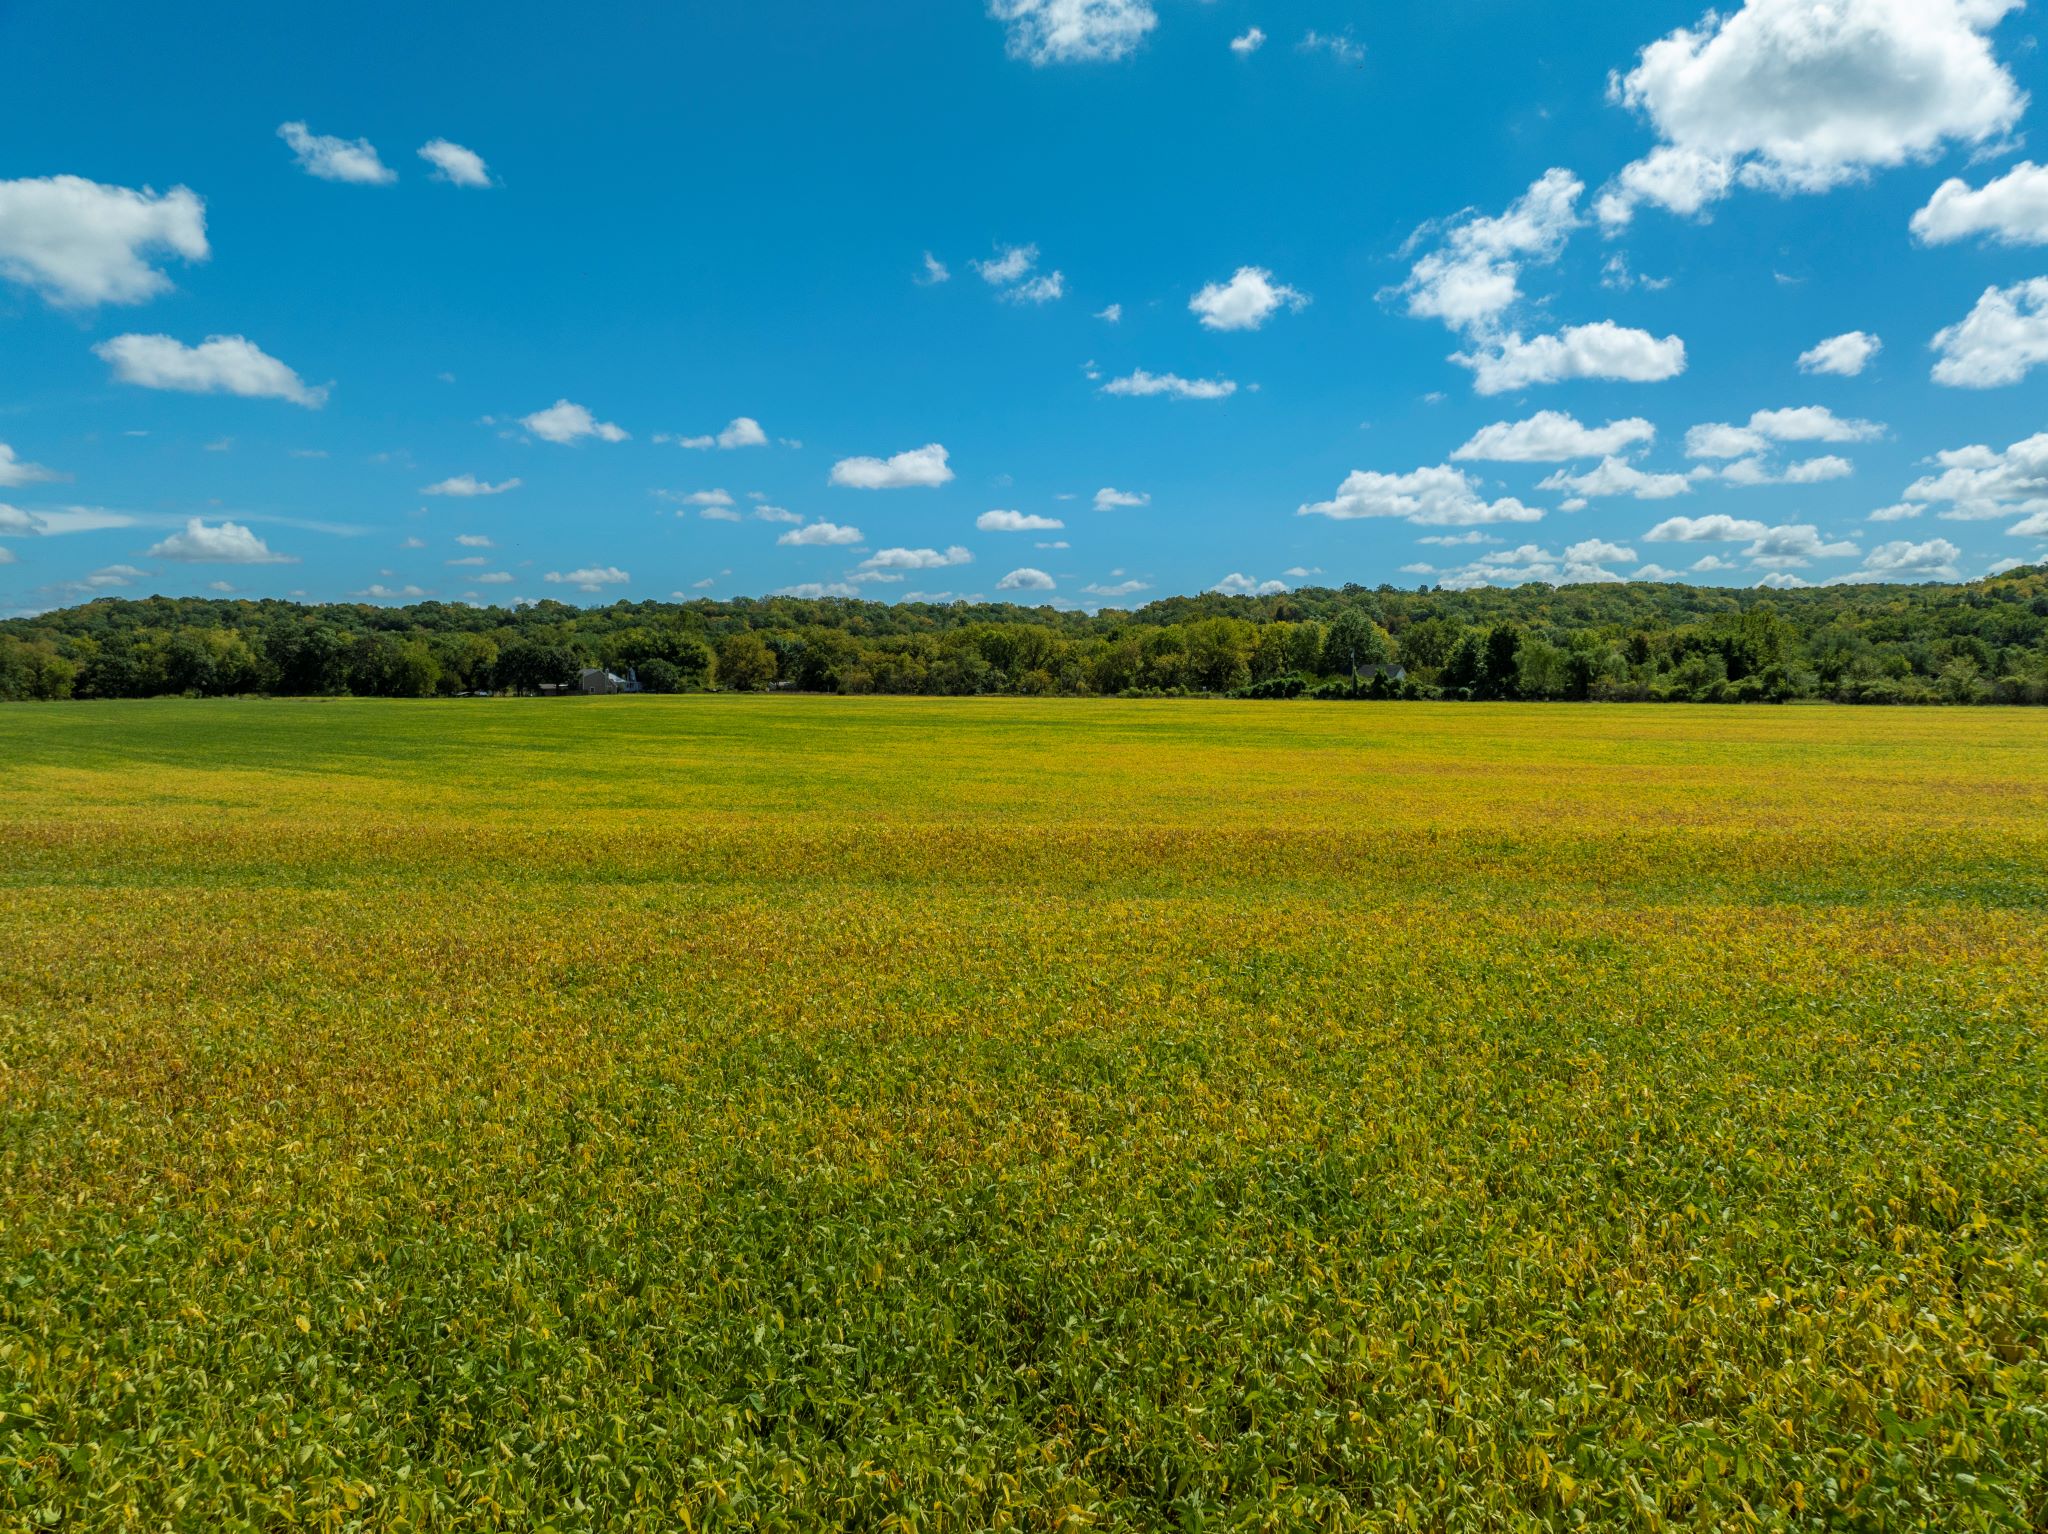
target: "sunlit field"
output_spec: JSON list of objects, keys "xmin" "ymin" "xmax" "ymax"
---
[{"xmin": 3, "ymin": 698, "xmax": 2045, "ymax": 1531}]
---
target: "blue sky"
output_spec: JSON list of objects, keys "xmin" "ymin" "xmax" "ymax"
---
[{"xmin": 4, "ymin": 0, "xmax": 2048, "ymax": 614}]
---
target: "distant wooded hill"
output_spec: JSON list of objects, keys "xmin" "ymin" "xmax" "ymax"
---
[{"xmin": 4, "ymin": 566, "xmax": 2045, "ymax": 704}]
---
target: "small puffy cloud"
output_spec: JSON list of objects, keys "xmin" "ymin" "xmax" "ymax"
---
[
  {"xmin": 1911, "ymin": 161, "xmax": 2048, "ymax": 246},
  {"xmin": 1716, "ymin": 453, "xmax": 1854, "ymax": 486},
  {"xmin": 1452, "ymin": 411, "xmax": 1656, "ymax": 462},
  {"xmin": 775, "ymin": 581, "xmax": 860, "ymax": 599},
  {"xmin": 830, "ymin": 442, "xmax": 953, "ymax": 489},
  {"xmin": 0, "ymin": 443, "xmax": 60, "ymax": 487},
  {"xmin": 1189, "ymin": 266, "xmax": 1309, "ymax": 331},
  {"xmin": 1691, "ymin": 554, "xmax": 1738, "ymax": 571},
  {"xmin": 1100, "ymin": 368, "xmax": 1237, "ymax": 400},
  {"xmin": 1211, "ymin": 573, "xmax": 1289, "ymax": 596},
  {"xmin": 1743, "ymin": 523, "xmax": 1861, "ymax": 569},
  {"xmin": 1899, "ymin": 431, "xmax": 2048, "ymax": 520},
  {"xmin": 1540, "ymin": 457, "xmax": 1691, "ymax": 501},
  {"xmin": 1868, "ymin": 503, "xmax": 1921, "ymax": 522},
  {"xmin": 476, "ymin": 571, "xmax": 514, "ymax": 584},
  {"xmin": 1434, "ymin": 542, "xmax": 1634, "ymax": 588},
  {"xmin": 544, "ymin": 565, "xmax": 630, "ymax": 591},
  {"xmin": 1401, "ymin": 168, "xmax": 1582, "ymax": 334},
  {"xmin": 355, "ymin": 583, "xmax": 431, "ymax": 600},
  {"xmin": 1095, "ymin": 302, "xmax": 1122, "ymax": 322},
  {"xmin": 1685, "ymin": 405, "xmax": 1882, "ymax": 459},
  {"xmin": 96, "ymin": 333, "xmax": 328, "ymax": 407},
  {"xmin": 0, "ymin": 176, "xmax": 209, "ymax": 307},
  {"xmin": 1094, "ymin": 488, "xmax": 1150, "ymax": 511},
  {"xmin": 664, "ymin": 416, "xmax": 770, "ymax": 450},
  {"xmin": 422, "ymin": 474, "xmax": 521, "ymax": 496},
  {"xmin": 1987, "ymin": 557, "xmax": 2027, "ymax": 574},
  {"xmin": 1566, "ymin": 538, "xmax": 1638, "ymax": 564},
  {"xmin": 1454, "ymin": 322, "xmax": 1686, "ymax": 393},
  {"xmin": 447, "ymin": 556, "xmax": 486, "ymax": 567},
  {"xmin": 418, "ymin": 139, "xmax": 492, "ymax": 187},
  {"xmin": 980, "ymin": 509, "xmax": 1065, "ymax": 531},
  {"xmin": 778, "ymin": 520, "xmax": 863, "ymax": 546},
  {"xmin": 1799, "ymin": 331, "xmax": 1882, "ymax": 376},
  {"xmin": 277, "ymin": 121, "xmax": 396, "ymax": 185},
  {"xmin": 975, "ymin": 243, "xmax": 1039, "ymax": 284},
  {"xmin": 1230, "ymin": 27, "xmax": 1265, "ymax": 54},
  {"xmin": 1299, "ymin": 464, "xmax": 1542, "ymax": 526},
  {"xmin": 2008, "ymin": 509, "xmax": 2048, "ymax": 537},
  {"xmin": 1598, "ymin": 0, "xmax": 2025, "ymax": 225},
  {"xmin": 1931, "ymin": 278, "xmax": 2048, "ymax": 388},
  {"xmin": 1084, "ymin": 578, "xmax": 1150, "ymax": 598},
  {"xmin": 1756, "ymin": 571, "xmax": 1812, "ymax": 589},
  {"xmin": 1853, "ymin": 537, "xmax": 1962, "ymax": 579},
  {"xmin": 919, "ymin": 252, "xmax": 950, "ymax": 285},
  {"xmin": 520, "ymin": 399, "xmax": 627, "ymax": 444},
  {"xmin": 1005, "ymin": 271, "xmax": 1066, "ymax": 304},
  {"xmin": 860, "ymin": 545, "xmax": 972, "ymax": 571},
  {"xmin": 79, "ymin": 564, "xmax": 149, "ymax": 589},
  {"xmin": 996, "ymin": 566, "xmax": 1056, "ymax": 590},
  {"xmin": 147, "ymin": 517, "xmax": 293, "ymax": 564},
  {"xmin": 1632, "ymin": 564, "xmax": 1681, "ymax": 580},
  {"xmin": 988, "ymin": 0, "xmax": 1156, "ymax": 64},
  {"xmin": 457, "ymin": 534, "xmax": 495, "ymax": 547},
  {"xmin": 1645, "ymin": 513, "xmax": 1772, "ymax": 541},
  {"xmin": 1283, "ymin": 565, "xmax": 1323, "ymax": 577},
  {"xmin": 752, "ymin": 504, "xmax": 802, "ymax": 524}
]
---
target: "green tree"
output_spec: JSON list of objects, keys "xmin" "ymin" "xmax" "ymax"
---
[{"xmin": 716, "ymin": 631, "xmax": 777, "ymax": 691}]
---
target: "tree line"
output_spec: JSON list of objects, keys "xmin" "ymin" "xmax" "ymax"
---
[{"xmin": 3, "ymin": 565, "xmax": 2046, "ymax": 704}]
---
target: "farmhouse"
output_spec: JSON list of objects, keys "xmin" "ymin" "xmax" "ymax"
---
[{"xmin": 578, "ymin": 667, "xmax": 639, "ymax": 694}]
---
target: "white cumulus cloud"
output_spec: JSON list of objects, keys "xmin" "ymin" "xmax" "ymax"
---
[
  {"xmin": 278, "ymin": 121, "xmax": 397, "ymax": 185},
  {"xmin": 1094, "ymin": 488, "xmax": 1150, "ymax": 510},
  {"xmin": 422, "ymin": 475, "xmax": 521, "ymax": 497},
  {"xmin": 1798, "ymin": 330, "xmax": 1882, "ymax": 376},
  {"xmin": 1299, "ymin": 465, "xmax": 1543, "ymax": 526},
  {"xmin": 1539, "ymin": 457, "xmax": 1693, "ymax": 500},
  {"xmin": 1189, "ymin": 266, "xmax": 1309, "ymax": 331},
  {"xmin": 418, "ymin": 139, "xmax": 492, "ymax": 187},
  {"xmin": 1930, "ymin": 277, "xmax": 2048, "ymax": 387},
  {"xmin": 520, "ymin": 399, "xmax": 628, "ymax": 444},
  {"xmin": 1230, "ymin": 27, "xmax": 1265, "ymax": 54},
  {"xmin": 1455, "ymin": 322, "xmax": 1686, "ymax": 393},
  {"xmin": 1453, "ymin": 411, "xmax": 1656, "ymax": 462},
  {"xmin": 545, "ymin": 566, "xmax": 631, "ymax": 592},
  {"xmin": 988, "ymin": 0, "xmax": 1157, "ymax": 64},
  {"xmin": 1402, "ymin": 168, "xmax": 1583, "ymax": 334},
  {"xmin": 860, "ymin": 545, "xmax": 972, "ymax": 571},
  {"xmin": 997, "ymin": 566, "xmax": 1057, "ymax": 590},
  {"xmin": 1598, "ymin": 0, "xmax": 2026, "ymax": 225},
  {"xmin": 980, "ymin": 509, "xmax": 1065, "ymax": 531},
  {"xmin": 147, "ymin": 517, "xmax": 294, "ymax": 564},
  {"xmin": 1898, "ymin": 431, "xmax": 2048, "ymax": 521},
  {"xmin": 0, "ymin": 176, "xmax": 208, "ymax": 308},
  {"xmin": 778, "ymin": 521, "xmax": 864, "ymax": 546},
  {"xmin": 829, "ymin": 443, "xmax": 953, "ymax": 489},
  {"xmin": 1911, "ymin": 160, "xmax": 2048, "ymax": 246},
  {"xmin": 1645, "ymin": 513, "xmax": 1772, "ymax": 541},
  {"xmin": 1101, "ymin": 368, "xmax": 1237, "ymax": 400},
  {"xmin": 95, "ymin": 333, "xmax": 328, "ymax": 407},
  {"xmin": 1211, "ymin": 573, "xmax": 1289, "ymax": 596}
]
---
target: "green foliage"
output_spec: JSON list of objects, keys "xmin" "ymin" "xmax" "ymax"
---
[{"xmin": 4, "ymin": 564, "xmax": 2047, "ymax": 703}]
